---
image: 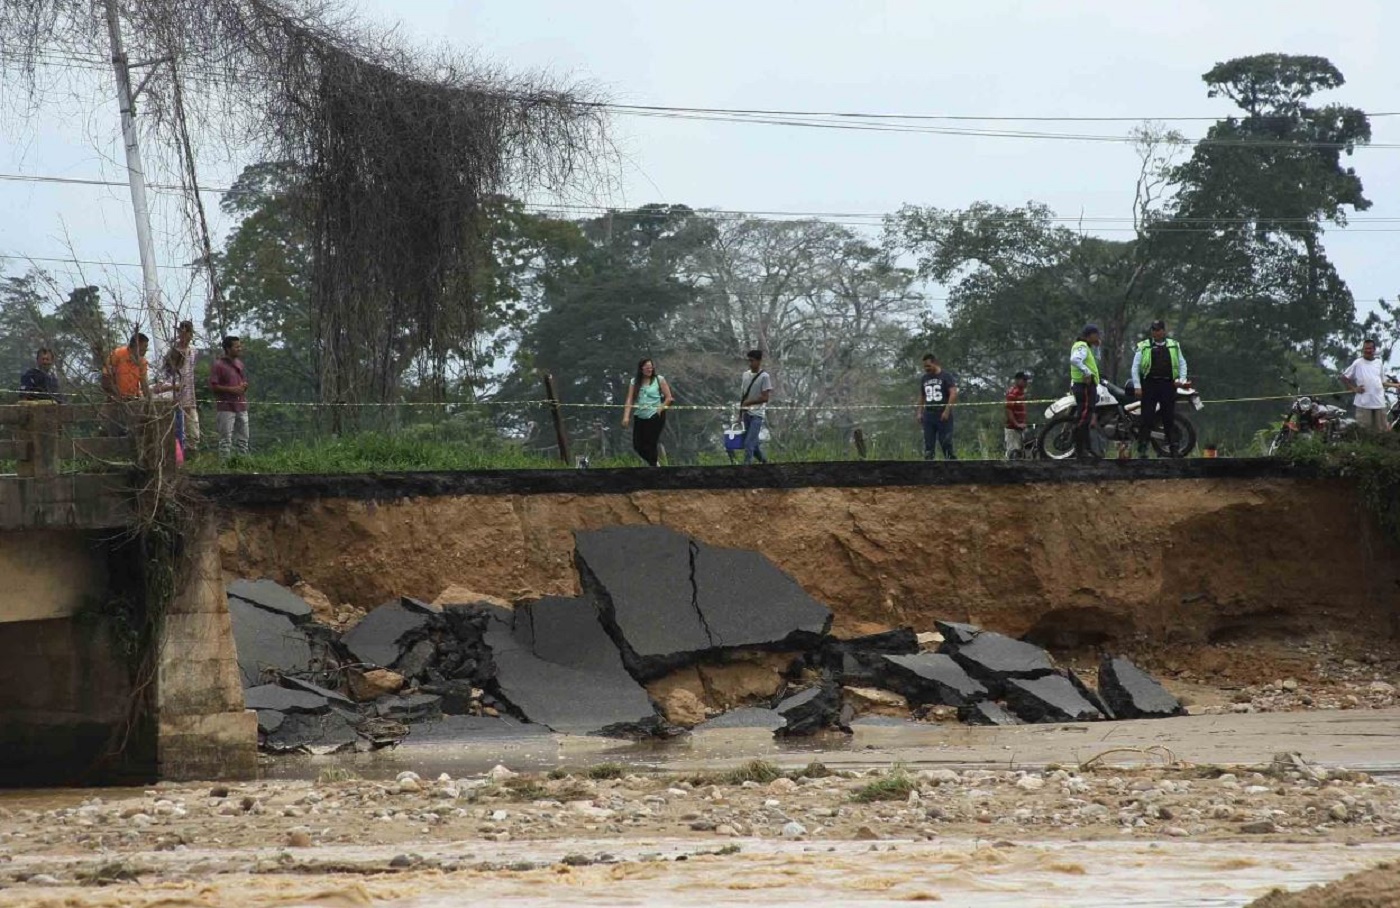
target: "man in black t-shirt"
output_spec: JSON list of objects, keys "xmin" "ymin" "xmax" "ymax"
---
[{"xmin": 916, "ymin": 353, "xmax": 959, "ymax": 460}]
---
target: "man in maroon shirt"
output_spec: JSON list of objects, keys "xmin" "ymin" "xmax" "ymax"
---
[
  {"xmin": 1004, "ymin": 371, "xmax": 1030, "ymax": 459},
  {"xmin": 210, "ymin": 335, "xmax": 249, "ymax": 460}
]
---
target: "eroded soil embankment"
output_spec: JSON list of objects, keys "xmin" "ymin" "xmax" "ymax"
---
[{"xmin": 216, "ymin": 477, "xmax": 1399, "ymax": 651}]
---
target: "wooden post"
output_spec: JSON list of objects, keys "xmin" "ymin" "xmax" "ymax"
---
[
  {"xmin": 852, "ymin": 427, "xmax": 868, "ymax": 460},
  {"xmin": 542, "ymin": 373, "xmax": 570, "ymax": 465}
]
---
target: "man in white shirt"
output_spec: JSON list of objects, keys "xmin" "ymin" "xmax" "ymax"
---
[
  {"xmin": 739, "ymin": 349, "xmax": 773, "ymax": 464},
  {"xmin": 1341, "ymin": 339, "xmax": 1398, "ymax": 432}
]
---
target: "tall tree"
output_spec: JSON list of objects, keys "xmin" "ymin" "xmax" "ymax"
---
[
  {"xmin": 673, "ymin": 217, "xmax": 922, "ymax": 442},
  {"xmin": 1152, "ymin": 54, "xmax": 1371, "ymax": 364},
  {"xmin": 502, "ymin": 204, "xmax": 714, "ymax": 451}
]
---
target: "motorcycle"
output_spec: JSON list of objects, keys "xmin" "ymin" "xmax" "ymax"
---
[
  {"xmin": 1265, "ymin": 393, "xmax": 1358, "ymax": 455},
  {"xmin": 1005, "ymin": 423, "xmax": 1041, "ymax": 460},
  {"xmin": 1037, "ymin": 381, "xmax": 1201, "ymax": 460}
]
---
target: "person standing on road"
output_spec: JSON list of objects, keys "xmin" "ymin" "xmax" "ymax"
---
[
  {"xmin": 739, "ymin": 349, "xmax": 773, "ymax": 465},
  {"xmin": 916, "ymin": 354, "xmax": 959, "ymax": 460},
  {"xmin": 1069, "ymin": 325, "xmax": 1102, "ymax": 460},
  {"xmin": 1341, "ymin": 339, "xmax": 1399, "ymax": 432},
  {"xmin": 1004, "ymin": 371, "xmax": 1029, "ymax": 458},
  {"xmin": 621, "ymin": 358, "xmax": 673, "ymax": 467},
  {"xmin": 1131, "ymin": 319, "xmax": 1189, "ymax": 458},
  {"xmin": 210, "ymin": 335, "xmax": 249, "ymax": 460},
  {"xmin": 173, "ymin": 320, "xmax": 201, "ymax": 453},
  {"xmin": 19, "ymin": 347, "xmax": 61, "ymax": 402}
]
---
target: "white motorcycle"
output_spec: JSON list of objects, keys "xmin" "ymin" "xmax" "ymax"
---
[{"xmin": 1037, "ymin": 381, "xmax": 1202, "ymax": 460}]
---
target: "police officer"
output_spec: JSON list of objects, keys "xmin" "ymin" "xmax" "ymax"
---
[
  {"xmin": 1069, "ymin": 325, "xmax": 1102, "ymax": 459},
  {"xmin": 1131, "ymin": 319, "xmax": 1188, "ymax": 458}
]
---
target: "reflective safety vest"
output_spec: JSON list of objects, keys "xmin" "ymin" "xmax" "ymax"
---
[
  {"xmin": 1136, "ymin": 338, "xmax": 1182, "ymax": 382},
  {"xmin": 1069, "ymin": 340, "xmax": 1100, "ymax": 384}
]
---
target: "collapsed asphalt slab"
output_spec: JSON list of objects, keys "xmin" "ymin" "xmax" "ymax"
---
[
  {"xmin": 939, "ymin": 626, "xmax": 1056, "ymax": 693},
  {"xmin": 228, "ymin": 596, "xmax": 313, "ymax": 688},
  {"xmin": 477, "ymin": 598, "xmax": 664, "ymax": 736},
  {"xmin": 1005, "ymin": 673, "xmax": 1107, "ymax": 724},
  {"xmin": 877, "ymin": 653, "xmax": 989, "ymax": 707},
  {"xmin": 226, "ymin": 578, "xmax": 312, "ymax": 622},
  {"xmin": 340, "ymin": 600, "xmax": 435, "ymax": 672},
  {"xmin": 576, "ymin": 526, "xmax": 832, "ymax": 680},
  {"xmin": 226, "ymin": 530, "xmax": 1189, "ymax": 754},
  {"xmin": 1099, "ymin": 656, "xmax": 1187, "ymax": 719}
]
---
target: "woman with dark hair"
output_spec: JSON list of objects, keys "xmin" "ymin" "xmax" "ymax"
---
[{"xmin": 621, "ymin": 358, "xmax": 673, "ymax": 466}]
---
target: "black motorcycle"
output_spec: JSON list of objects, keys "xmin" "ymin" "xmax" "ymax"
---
[{"xmin": 1266, "ymin": 395, "xmax": 1358, "ymax": 455}]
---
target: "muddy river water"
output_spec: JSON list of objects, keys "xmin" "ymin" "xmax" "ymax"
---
[
  {"xmin": 5, "ymin": 836, "xmax": 1394, "ymax": 907},
  {"xmin": 5, "ymin": 711, "xmax": 1400, "ymax": 907}
]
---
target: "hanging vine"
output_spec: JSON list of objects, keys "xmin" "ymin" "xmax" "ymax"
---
[{"xmin": 1, "ymin": 0, "xmax": 611, "ymax": 411}]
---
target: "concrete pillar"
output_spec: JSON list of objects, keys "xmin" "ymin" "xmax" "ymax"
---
[{"xmin": 156, "ymin": 514, "xmax": 257, "ymax": 781}]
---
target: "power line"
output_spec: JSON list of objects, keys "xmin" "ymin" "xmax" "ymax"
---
[
  {"xmin": 10, "ymin": 45, "xmax": 1400, "ymax": 124},
  {"xmin": 4, "ymin": 172, "xmax": 1400, "ymax": 230},
  {"xmin": 5, "ymin": 48, "xmax": 1397, "ymax": 150},
  {"xmin": 0, "ymin": 252, "xmax": 196, "ymax": 271}
]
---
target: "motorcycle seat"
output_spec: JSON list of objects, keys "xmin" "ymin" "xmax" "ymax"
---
[{"xmin": 1103, "ymin": 381, "xmax": 1132, "ymax": 404}]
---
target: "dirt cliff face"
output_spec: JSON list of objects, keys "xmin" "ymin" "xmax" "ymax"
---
[{"xmin": 217, "ymin": 478, "xmax": 1398, "ymax": 646}]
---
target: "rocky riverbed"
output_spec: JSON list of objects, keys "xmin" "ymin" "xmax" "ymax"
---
[{"xmin": 2, "ymin": 756, "xmax": 1398, "ymax": 906}]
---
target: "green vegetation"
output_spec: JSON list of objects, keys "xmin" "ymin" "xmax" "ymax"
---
[
  {"xmin": 317, "ymin": 767, "xmax": 361, "ymax": 784},
  {"xmin": 582, "ymin": 763, "xmax": 627, "ymax": 781},
  {"xmin": 850, "ymin": 767, "xmax": 916, "ymax": 803},
  {"xmin": 1281, "ymin": 433, "xmax": 1400, "ymax": 544},
  {"xmin": 721, "ymin": 760, "xmax": 784, "ymax": 785}
]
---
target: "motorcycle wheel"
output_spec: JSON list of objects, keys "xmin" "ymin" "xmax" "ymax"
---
[
  {"xmin": 1266, "ymin": 430, "xmax": 1290, "ymax": 457},
  {"xmin": 1149, "ymin": 415, "xmax": 1198, "ymax": 457},
  {"xmin": 1037, "ymin": 414, "xmax": 1082, "ymax": 461}
]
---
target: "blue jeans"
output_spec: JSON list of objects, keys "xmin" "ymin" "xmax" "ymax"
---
[
  {"xmin": 742, "ymin": 413, "xmax": 768, "ymax": 464},
  {"xmin": 922, "ymin": 411, "xmax": 955, "ymax": 460}
]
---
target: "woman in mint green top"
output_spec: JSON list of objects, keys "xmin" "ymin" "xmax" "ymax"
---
[{"xmin": 622, "ymin": 358, "xmax": 674, "ymax": 466}]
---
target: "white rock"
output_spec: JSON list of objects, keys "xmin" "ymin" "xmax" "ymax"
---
[
  {"xmin": 487, "ymin": 765, "xmax": 517, "ymax": 782},
  {"xmin": 396, "ymin": 771, "xmax": 422, "ymax": 784},
  {"xmin": 567, "ymin": 802, "xmax": 615, "ymax": 820},
  {"xmin": 768, "ymin": 777, "xmax": 798, "ymax": 794},
  {"xmin": 1016, "ymin": 776, "xmax": 1046, "ymax": 792},
  {"xmin": 490, "ymin": 810, "xmax": 509, "ymax": 821},
  {"xmin": 396, "ymin": 778, "xmax": 421, "ymax": 794},
  {"xmin": 782, "ymin": 821, "xmax": 807, "ymax": 838},
  {"xmin": 920, "ymin": 769, "xmax": 960, "ymax": 785}
]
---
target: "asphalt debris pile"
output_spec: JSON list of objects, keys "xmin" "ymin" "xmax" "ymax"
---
[{"xmin": 226, "ymin": 526, "xmax": 1185, "ymax": 754}]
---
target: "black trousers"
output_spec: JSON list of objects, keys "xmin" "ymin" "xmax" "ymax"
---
[
  {"xmin": 1138, "ymin": 379, "xmax": 1177, "ymax": 451},
  {"xmin": 632, "ymin": 412, "xmax": 666, "ymax": 466},
  {"xmin": 1072, "ymin": 383, "xmax": 1097, "ymax": 458}
]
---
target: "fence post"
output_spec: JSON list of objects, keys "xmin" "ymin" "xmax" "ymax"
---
[
  {"xmin": 542, "ymin": 373, "xmax": 571, "ymax": 465},
  {"xmin": 17, "ymin": 402, "xmax": 61, "ymax": 478},
  {"xmin": 852, "ymin": 427, "xmax": 868, "ymax": 460}
]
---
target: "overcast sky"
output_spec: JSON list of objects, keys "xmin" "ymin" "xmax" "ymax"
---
[{"xmin": 1, "ymin": 0, "xmax": 1397, "ymax": 344}]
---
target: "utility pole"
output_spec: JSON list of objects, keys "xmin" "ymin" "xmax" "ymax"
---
[{"xmin": 103, "ymin": 0, "xmax": 166, "ymax": 362}]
